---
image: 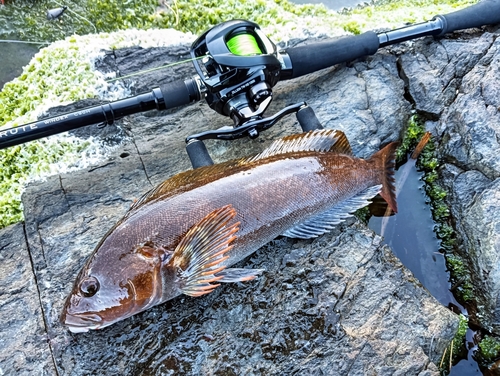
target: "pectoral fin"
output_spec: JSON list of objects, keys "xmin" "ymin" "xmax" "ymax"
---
[{"xmin": 169, "ymin": 205, "xmax": 240, "ymax": 297}]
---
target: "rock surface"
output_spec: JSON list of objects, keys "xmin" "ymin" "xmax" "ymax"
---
[
  {"xmin": 398, "ymin": 27, "xmax": 500, "ymax": 335},
  {"xmin": 0, "ymin": 223, "xmax": 55, "ymax": 375},
  {"xmin": 8, "ymin": 26, "xmax": 500, "ymax": 374}
]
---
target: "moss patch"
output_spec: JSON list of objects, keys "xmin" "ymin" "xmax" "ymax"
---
[
  {"xmin": 440, "ymin": 314, "xmax": 468, "ymax": 373},
  {"xmin": 1, "ymin": 0, "xmax": 478, "ymax": 43},
  {"xmin": 0, "ymin": 29, "xmax": 193, "ymax": 229},
  {"xmin": 478, "ymin": 335, "xmax": 500, "ymax": 363}
]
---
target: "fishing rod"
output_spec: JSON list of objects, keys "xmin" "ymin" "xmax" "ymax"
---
[{"xmin": 1, "ymin": 0, "xmax": 499, "ymax": 169}]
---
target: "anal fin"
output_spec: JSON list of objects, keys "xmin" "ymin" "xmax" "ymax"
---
[
  {"xmin": 215, "ymin": 268, "xmax": 265, "ymax": 283},
  {"xmin": 283, "ymin": 185, "xmax": 382, "ymax": 239}
]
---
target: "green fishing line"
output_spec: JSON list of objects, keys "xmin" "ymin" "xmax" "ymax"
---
[{"xmin": 226, "ymin": 33, "xmax": 262, "ymax": 56}]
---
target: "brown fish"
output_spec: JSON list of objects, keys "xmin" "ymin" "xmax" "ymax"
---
[{"xmin": 61, "ymin": 129, "xmax": 397, "ymax": 332}]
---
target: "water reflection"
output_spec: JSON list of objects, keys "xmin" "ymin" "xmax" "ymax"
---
[
  {"xmin": 368, "ymin": 159, "xmax": 459, "ymax": 307},
  {"xmin": 368, "ymin": 157, "xmax": 483, "ymax": 375}
]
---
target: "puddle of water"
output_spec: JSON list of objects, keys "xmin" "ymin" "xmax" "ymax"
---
[
  {"xmin": 369, "ymin": 159, "xmax": 458, "ymax": 307},
  {"xmin": 368, "ymin": 157, "xmax": 482, "ymax": 375}
]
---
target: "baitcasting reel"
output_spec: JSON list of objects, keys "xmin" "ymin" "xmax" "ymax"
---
[
  {"xmin": 185, "ymin": 19, "xmax": 311, "ymax": 168},
  {"xmin": 190, "ymin": 19, "xmax": 286, "ymax": 129}
]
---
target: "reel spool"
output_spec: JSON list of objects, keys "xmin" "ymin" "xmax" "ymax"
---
[{"xmin": 190, "ymin": 20, "xmax": 282, "ymax": 128}]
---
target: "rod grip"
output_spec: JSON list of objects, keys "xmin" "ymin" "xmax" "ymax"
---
[
  {"xmin": 285, "ymin": 31, "xmax": 380, "ymax": 79},
  {"xmin": 159, "ymin": 79, "xmax": 201, "ymax": 109},
  {"xmin": 435, "ymin": 0, "xmax": 500, "ymax": 35}
]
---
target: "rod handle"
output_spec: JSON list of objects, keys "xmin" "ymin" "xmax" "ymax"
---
[
  {"xmin": 284, "ymin": 31, "xmax": 380, "ymax": 79},
  {"xmin": 435, "ymin": 0, "xmax": 500, "ymax": 36}
]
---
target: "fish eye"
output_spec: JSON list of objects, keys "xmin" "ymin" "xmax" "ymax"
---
[{"xmin": 80, "ymin": 276, "xmax": 100, "ymax": 297}]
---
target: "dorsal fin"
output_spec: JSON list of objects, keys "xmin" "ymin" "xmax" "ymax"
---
[
  {"xmin": 249, "ymin": 129, "xmax": 352, "ymax": 163},
  {"xmin": 125, "ymin": 129, "xmax": 352, "ymax": 219}
]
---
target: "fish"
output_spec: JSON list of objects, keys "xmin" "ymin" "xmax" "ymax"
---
[{"xmin": 60, "ymin": 129, "xmax": 398, "ymax": 333}]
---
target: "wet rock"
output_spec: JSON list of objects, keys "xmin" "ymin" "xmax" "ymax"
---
[
  {"xmin": 21, "ymin": 174, "xmax": 457, "ymax": 375},
  {"xmin": 2, "ymin": 29, "xmax": 473, "ymax": 374},
  {"xmin": 0, "ymin": 223, "xmax": 56, "ymax": 375},
  {"xmin": 94, "ymin": 44, "xmax": 196, "ymax": 95},
  {"xmin": 399, "ymin": 28, "xmax": 500, "ymax": 334}
]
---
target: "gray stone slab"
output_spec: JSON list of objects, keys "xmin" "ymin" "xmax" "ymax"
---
[
  {"xmin": 0, "ymin": 222, "xmax": 56, "ymax": 375},
  {"xmin": 399, "ymin": 28, "xmax": 500, "ymax": 334}
]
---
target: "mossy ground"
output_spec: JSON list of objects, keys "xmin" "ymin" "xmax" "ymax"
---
[
  {"xmin": 478, "ymin": 335, "xmax": 500, "ymax": 365},
  {"xmin": 1, "ymin": 0, "xmax": 478, "ymax": 43}
]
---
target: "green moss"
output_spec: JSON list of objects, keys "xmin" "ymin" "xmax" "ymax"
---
[
  {"xmin": 343, "ymin": 20, "xmax": 362, "ymax": 35},
  {"xmin": 439, "ymin": 314, "xmax": 468, "ymax": 373},
  {"xmin": 447, "ymin": 254, "xmax": 474, "ymax": 302},
  {"xmin": 396, "ymin": 115, "xmax": 425, "ymax": 162},
  {"xmin": 449, "ymin": 314, "xmax": 469, "ymax": 371},
  {"xmin": 0, "ymin": 37, "xmax": 104, "ymax": 228},
  {"xmin": 355, "ymin": 206, "xmax": 370, "ymax": 224},
  {"xmin": 0, "ymin": 46, "xmax": 97, "ymax": 125},
  {"xmin": 0, "ymin": 0, "xmax": 479, "ymax": 44},
  {"xmin": 397, "ymin": 116, "xmax": 452, "ymax": 237},
  {"xmin": 478, "ymin": 335, "xmax": 500, "ymax": 362},
  {"xmin": 0, "ymin": 139, "xmax": 90, "ymax": 228},
  {"xmin": 455, "ymin": 314, "xmax": 468, "ymax": 341}
]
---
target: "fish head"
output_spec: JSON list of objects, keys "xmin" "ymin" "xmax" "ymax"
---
[{"xmin": 61, "ymin": 239, "xmax": 170, "ymax": 333}]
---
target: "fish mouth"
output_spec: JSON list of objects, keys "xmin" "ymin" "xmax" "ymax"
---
[{"xmin": 62, "ymin": 311, "xmax": 104, "ymax": 333}]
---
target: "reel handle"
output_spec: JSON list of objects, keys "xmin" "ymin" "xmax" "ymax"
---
[
  {"xmin": 296, "ymin": 106, "xmax": 323, "ymax": 132},
  {"xmin": 185, "ymin": 103, "xmax": 324, "ymax": 169}
]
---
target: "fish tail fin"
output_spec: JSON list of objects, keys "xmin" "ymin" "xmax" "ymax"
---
[{"xmin": 369, "ymin": 142, "xmax": 398, "ymax": 213}]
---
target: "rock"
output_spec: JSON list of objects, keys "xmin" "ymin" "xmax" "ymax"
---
[
  {"xmin": 21, "ymin": 179, "xmax": 457, "ymax": 375},
  {"xmin": 4, "ymin": 28, "xmax": 479, "ymax": 374},
  {"xmin": 94, "ymin": 44, "xmax": 197, "ymax": 95},
  {"xmin": 0, "ymin": 223, "xmax": 56, "ymax": 375},
  {"xmin": 398, "ymin": 28, "xmax": 500, "ymax": 334}
]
